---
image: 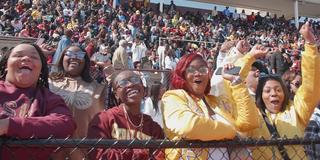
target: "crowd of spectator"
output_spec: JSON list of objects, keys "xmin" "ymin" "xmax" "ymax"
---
[{"xmin": 1, "ymin": 0, "xmax": 319, "ymax": 78}]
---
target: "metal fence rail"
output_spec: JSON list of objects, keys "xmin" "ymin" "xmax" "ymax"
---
[
  {"xmin": 0, "ymin": 137, "xmax": 319, "ymax": 159},
  {"xmin": 3, "ymin": 137, "xmax": 320, "ymax": 148}
]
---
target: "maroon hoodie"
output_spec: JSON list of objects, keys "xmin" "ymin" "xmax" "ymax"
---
[{"xmin": 0, "ymin": 81, "xmax": 76, "ymax": 159}]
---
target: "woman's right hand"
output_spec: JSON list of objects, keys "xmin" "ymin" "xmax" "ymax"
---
[{"xmin": 300, "ymin": 21, "xmax": 316, "ymax": 44}]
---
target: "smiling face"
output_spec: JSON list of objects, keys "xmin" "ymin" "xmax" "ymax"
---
[
  {"xmin": 62, "ymin": 46, "xmax": 85, "ymax": 77},
  {"xmin": 5, "ymin": 44, "xmax": 42, "ymax": 88},
  {"xmin": 184, "ymin": 57, "xmax": 210, "ymax": 98},
  {"xmin": 262, "ymin": 80, "xmax": 285, "ymax": 113},
  {"xmin": 113, "ymin": 71, "xmax": 145, "ymax": 106}
]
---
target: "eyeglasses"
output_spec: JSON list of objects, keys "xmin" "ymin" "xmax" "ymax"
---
[
  {"xmin": 116, "ymin": 76, "xmax": 142, "ymax": 89},
  {"xmin": 65, "ymin": 50, "xmax": 85, "ymax": 60},
  {"xmin": 186, "ymin": 66, "xmax": 209, "ymax": 74}
]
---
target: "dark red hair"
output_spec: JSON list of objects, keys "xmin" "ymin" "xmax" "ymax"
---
[{"xmin": 171, "ymin": 53, "xmax": 211, "ymax": 94}]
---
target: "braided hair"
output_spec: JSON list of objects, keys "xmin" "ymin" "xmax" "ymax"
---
[{"xmin": 0, "ymin": 43, "xmax": 49, "ymax": 88}]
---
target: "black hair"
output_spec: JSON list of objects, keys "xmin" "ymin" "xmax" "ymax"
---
[
  {"xmin": 149, "ymin": 81, "xmax": 162, "ymax": 113},
  {"xmin": 50, "ymin": 45, "xmax": 93, "ymax": 83},
  {"xmin": 107, "ymin": 73, "xmax": 121, "ymax": 107},
  {"xmin": 252, "ymin": 61, "xmax": 268, "ymax": 74},
  {"xmin": 0, "ymin": 43, "xmax": 49, "ymax": 88},
  {"xmin": 255, "ymin": 75, "xmax": 290, "ymax": 112},
  {"xmin": 133, "ymin": 61, "xmax": 142, "ymax": 69}
]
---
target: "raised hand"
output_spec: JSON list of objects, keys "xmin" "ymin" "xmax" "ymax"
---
[
  {"xmin": 236, "ymin": 40, "xmax": 251, "ymax": 54},
  {"xmin": 39, "ymin": 43, "xmax": 55, "ymax": 56},
  {"xmin": 248, "ymin": 44, "xmax": 269, "ymax": 59},
  {"xmin": 222, "ymin": 63, "xmax": 238, "ymax": 82},
  {"xmin": 300, "ymin": 21, "xmax": 316, "ymax": 44}
]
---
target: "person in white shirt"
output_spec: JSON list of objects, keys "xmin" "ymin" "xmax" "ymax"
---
[
  {"xmin": 164, "ymin": 49, "xmax": 177, "ymax": 70},
  {"xmin": 11, "ymin": 18, "xmax": 23, "ymax": 32},
  {"xmin": 157, "ymin": 40, "xmax": 167, "ymax": 70},
  {"xmin": 233, "ymin": 9, "xmax": 240, "ymax": 20},
  {"xmin": 210, "ymin": 40, "xmax": 250, "ymax": 96},
  {"xmin": 131, "ymin": 37, "xmax": 147, "ymax": 64},
  {"xmin": 212, "ymin": 6, "xmax": 218, "ymax": 17},
  {"xmin": 240, "ymin": 9, "xmax": 247, "ymax": 21},
  {"xmin": 142, "ymin": 82, "xmax": 166, "ymax": 127},
  {"xmin": 63, "ymin": 6, "xmax": 73, "ymax": 18}
]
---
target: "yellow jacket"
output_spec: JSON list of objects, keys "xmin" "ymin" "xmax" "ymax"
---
[
  {"xmin": 246, "ymin": 44, "xmax": 320, "ymax": 160},
  {"xmin": 161, "ymin": 80, "xmax": 259, "ymax": 159}
]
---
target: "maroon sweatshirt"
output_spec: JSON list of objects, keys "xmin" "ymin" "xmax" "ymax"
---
[
  {"xmin": 88, "ymin": 106, "xmax": 165, "ymax": 160},
  {"xmin": 0, "ymin": 81, "xmax": 76, "ymax": 159}
]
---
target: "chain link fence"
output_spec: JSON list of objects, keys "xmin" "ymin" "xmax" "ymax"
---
[{"xmin": 0, "ymin": 137, "xmax": 319, "ymax": 159}]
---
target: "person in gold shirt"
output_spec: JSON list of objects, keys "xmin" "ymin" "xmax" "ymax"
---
[
  {"xmin": 246, "ymin": 22, "xmax": 320, "ymax": 160},
  {"xmin": 161, "ymin": 46, "xmax": 268, "ymax": 159}
]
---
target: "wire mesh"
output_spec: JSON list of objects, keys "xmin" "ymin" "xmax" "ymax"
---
[{"xmin": 0, "ymin": 137, "xmax": 319, "ymax": 160}]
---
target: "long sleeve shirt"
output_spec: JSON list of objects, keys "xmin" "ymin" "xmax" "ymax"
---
[
  {"xmin": 0, "ymin": 81, "xmax": 76, "ymax": 159},
  {"xmin": 248, "ymin": 44, "xmax": 320, "ymax": 160}
]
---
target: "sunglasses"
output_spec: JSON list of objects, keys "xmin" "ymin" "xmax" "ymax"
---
[
  {"xmin": 186, "ymin": 66, "xmax": 209, "ymax": 74},
  {"xmin": 65, "ymin": 50, "xmax": 85, "ymax": 60},
  {"xmin": 116, "ymin": 76, "xmax": 142, "ymax": 89}
]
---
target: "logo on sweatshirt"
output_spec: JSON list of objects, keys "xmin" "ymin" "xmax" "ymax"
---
[{"xmin": 0, "ymin": 101, "xmax": 19, "ymax": 117}]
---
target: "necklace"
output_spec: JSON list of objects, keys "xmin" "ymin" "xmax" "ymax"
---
[{"xmin": 122, "ymin": 105, "xmax": 144, "ymax": 128}]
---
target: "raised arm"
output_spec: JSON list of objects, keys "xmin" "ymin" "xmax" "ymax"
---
[
  {"xmin": 294, "ymin": 22, "xmax": 320, "ymax": 126},
  {"xmin": 221, "ymin": 64, "xmax": 260, "ymax": 132}
]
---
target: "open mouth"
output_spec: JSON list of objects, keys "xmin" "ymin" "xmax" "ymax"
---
[
  {"xmin": 18, "ymin": 66, "xmax": 32, "ymax": 73},
  {"xmin": 194, "ymin": 80, "xmax": 202, "ymax": 84},
  {"xmin": 270, "ymin": 100, "xmax": 280, "ymax": 105},
  {"xmin": 126, "ymin": 89, "xmax": 140, "ymax": 97},
  {"xmin": 69, "ymin": 60, "xmax": 80, "ymax": 66}
]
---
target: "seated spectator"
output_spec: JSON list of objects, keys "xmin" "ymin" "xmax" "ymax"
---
[
  {"xmin": 161, "ymin": 53, "xmax": 259, "ymax": 159},
  {"xmin": 0, "ymin": 43, "xmax": 75, "ymax": 159},
  {"xmin": 88, "ymin": 70, "xmax": 164, "ymax": 160},
  {"xmin": 49, "ymin": 45, "xmax": 106, "ymax": 159}
]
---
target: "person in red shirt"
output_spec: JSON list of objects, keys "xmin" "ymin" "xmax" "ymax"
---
[
  {"xmin": 15, "ymin": 1, "xmax": 25, "ymax": 15},
  {"xmin": 129, "ymin": 10, "xmax": 142, "ymax": 38},
  {"xmin": 0, "ymin": 43, "xmax": 76, "ymax": 159},
  {"xmin": 88, "ymin": 70, "xmax": 164, "ymax": 160}
]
